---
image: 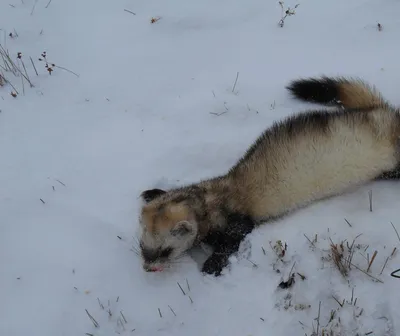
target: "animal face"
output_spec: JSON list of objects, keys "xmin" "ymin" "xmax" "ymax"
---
[{"xmin": 139, "ymin": 194, "xmax": 198, "ymax": 272}]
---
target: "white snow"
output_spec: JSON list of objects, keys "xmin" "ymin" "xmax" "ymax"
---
[{"xmin": 1, "ymin": 0, "xmax": 400, "ymax": 335}]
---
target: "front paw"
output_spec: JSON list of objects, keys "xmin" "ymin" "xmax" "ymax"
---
[{"xmin": 201, "ymin": 254, "xmax": 228, "ymax": 276}]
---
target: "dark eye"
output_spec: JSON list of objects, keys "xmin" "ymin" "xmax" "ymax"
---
[{"xmin": 159, "ymin": 247, "xmax": 172, "ymax": 259}]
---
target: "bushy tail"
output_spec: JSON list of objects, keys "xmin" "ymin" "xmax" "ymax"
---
[{"xmin": 286, "ymin": 76, "xmax": 388, "ymax": 109}]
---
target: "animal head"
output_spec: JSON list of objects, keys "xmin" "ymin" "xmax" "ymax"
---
[{"xmin": 138, "ymin": 188, "xmax": 199, "ymax": 272}]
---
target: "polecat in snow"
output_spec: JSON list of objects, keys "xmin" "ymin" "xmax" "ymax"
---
[{"xmin": 138, "ymin": 76, "xmax": 400, "ymax": 276}]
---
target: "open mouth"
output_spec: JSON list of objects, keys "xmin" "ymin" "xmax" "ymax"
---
[{"xmin": 144, "ymin": 265, "xmax": 164, "ymax": 272}]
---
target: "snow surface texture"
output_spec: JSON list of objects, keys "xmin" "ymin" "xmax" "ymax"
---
[{"xmin": 1, "ymin": 0, "xmax": 400, "ymax": 335}]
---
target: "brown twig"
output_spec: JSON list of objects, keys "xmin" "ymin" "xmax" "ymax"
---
[{"xmin": 366, "ymin": 250, "xmax": 378, "ymax": 272}]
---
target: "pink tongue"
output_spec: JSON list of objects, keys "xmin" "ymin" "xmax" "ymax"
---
[{"xmin": 150, "ymin": 266, "xmax": 163, "ymax": 272}]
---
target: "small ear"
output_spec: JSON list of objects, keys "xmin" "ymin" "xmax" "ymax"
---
[
  {"xmin": 140, "ymin": 188, "xmax": 167, "ymax": 203},
  {"xmin": 171, "ymin": 221, "xmax": 194, "ymax": 236}
]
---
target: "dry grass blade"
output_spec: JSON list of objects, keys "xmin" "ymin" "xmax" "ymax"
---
[
  {"xmin": 391, "ymin": 222, "xmax": 400, "ymax": 243},
  {"xmin": 348, "ymin": 260, "xmax": 384, "ymax": 283},
  {"xmin": 332, "ymin": 295, "xmax": 344, "ymax": 308},
  {"xmin": 330, "ymin": 242, "xmax": 348, "ymax": 277},
  {"xmin": 168, "ymin": 305, "xmax": 177, "ymax": 316},
  {"xmin": 30, "ymin": 56, "xmax": 38, "ymax": 76},
  {"xmin": 366, "ymin": 250, "xmax": 378, "ymax": 273},
  {"xmin": 85, "ymin": 309, "xmax": 99, "ymax": 328},
  {"xmin": 177, "ymin": 282, "xmax": 186, "ymax": 295},
  {"xmin": 231, "ymin": 71, "xmax": 239, "ymax": 92},
  {"xmin": 0, "ymin": 45, "xmax": 33, "ymax": 86},
  {"xmin": 379, "ymin": 256, "xmax": 390, "ymax": 275},
  {"xmin": 120, "ymin": 311, "xmax": 127, "ymax": 323},
  {"xmin": 316, "ymin": 301, "xmax": 321, "ymax": 336},
  {"xmin": 124, "ymin": 9, "xmax": 136, "ymax": 15},
  {"xmin": 304, "ymin": 233, "xmax": 316, "ymax": 247}
]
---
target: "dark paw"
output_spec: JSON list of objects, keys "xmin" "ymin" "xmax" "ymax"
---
[
  {"xmin": 140, "ymin": 188, "xmax": 166, "ymax": 203},
  {"xmin": 201, "ymin": 254, "xmax": 228, "ymax": 276}
]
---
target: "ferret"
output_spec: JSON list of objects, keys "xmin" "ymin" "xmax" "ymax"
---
[{"xmin": 138, "ymin": 76, "xmax": 400, "ymax": 276}]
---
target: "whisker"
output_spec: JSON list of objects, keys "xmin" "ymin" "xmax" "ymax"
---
[
  {"xmin": 131, "ymin": 244, "xmax": 140, "ymax": 253},
  {"xmin": 131, "ymin": 244, "xmax": 140, "ymax": 250},
  {"xmin": 130, "ymin": 249, "xmax": 139, "ymax": 256}
]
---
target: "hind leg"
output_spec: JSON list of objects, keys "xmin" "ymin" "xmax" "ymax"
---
[{"xmin": 375, "ymin": 164, "xmax": 400, "ymax": 180}]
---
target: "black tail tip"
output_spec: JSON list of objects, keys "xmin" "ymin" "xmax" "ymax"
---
[{"xmin": 286, "ymin": 77, "xmax": 341, "ymax": 105}]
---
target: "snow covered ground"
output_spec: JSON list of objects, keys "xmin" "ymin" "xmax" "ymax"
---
[{"xmin": 1, "ymin": 0, "xmax": 400, "ymax": 335}]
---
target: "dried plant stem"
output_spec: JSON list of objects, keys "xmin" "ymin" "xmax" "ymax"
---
[
  {"xmin": 54, "ymin": 64, "xmax": 80, "ymax": 77},
  {"xmin": 332, "ymin": 295, "xmax": 344, "ymax": 308},
  {"xmin": 85, "ymin": 309, "xmax": 99, "ymax": 328},
  {"xmin": 30, "ymin": 0, "xmax": 38, "ymax": 16},
  {"xmin": 30, "ymin": 56, "xmax": 38, "ymax": 76},
  {"xmin": 97, "ymin": 298, "xmax": 104, "ymax": 309},
  {"xmin": 344, "ymin": 218, "xmax": 352, "ymax": 227},
  {"xmin": 177, "ymin": 282, "xmax": 186, "ymax": 295},
  {"xmin": 124, "ymin": 9, "xmax": 136, "ymax": 15},
  {"xmin": 348, "ymin": 260, "xmax": 384, "ymax": 283},
  {"xmin": 304, "ymin": 233, "xmax": 315, "ymax": 247},
  {"xmin": 368, "ymin": 190, "xmax": 373, "ymax": 212},
  {"xmin": 391, "ymin": 222, "xmax": 400, "ymax": 243},
  {"xmin": 366, "ymin": 250, "xmax": 378, "ymax": 272},
  {"xmin": 186, "ymin": 278, "xmax": 190, "ymax": 292},
  {"xmin": 120, "ymin": 311, "xmax": 127, "ymax": 323},
  {"xmin": 168, "ymin": 305, "xmax": 177, "ymax": 316},
  {"xmin": 316, "ymin": 301, "xmax": 321, "ymax": 336},
  {"xmin": 2, "ymin": 73, "xmax": 19, "ymax": 94},
  {"xmin": 379, "ymin": 256, "xmax": 390, "ymax": 275},
  {"xmin": 231, "ymin": 71, "xmax": 239, "ymax": 92}
]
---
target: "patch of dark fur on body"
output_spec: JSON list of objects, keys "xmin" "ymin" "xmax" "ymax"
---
[{"xmin": 138, "ymin": 76, "xmax": 400, "ymax": 277}]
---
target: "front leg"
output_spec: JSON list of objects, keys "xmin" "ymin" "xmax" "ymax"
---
[{"xmin": 201, "ymin": 213, "xmax": 256, "ymax": 276}]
